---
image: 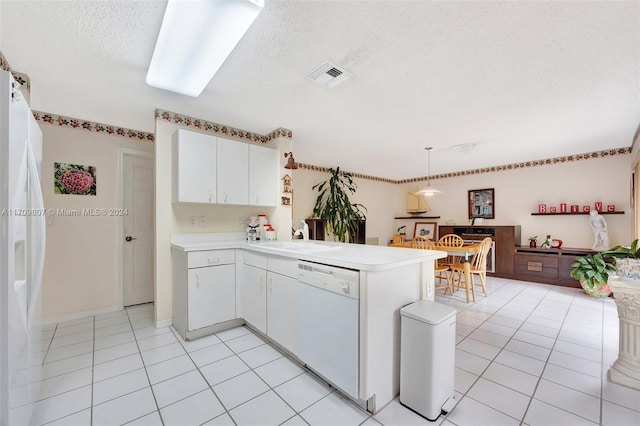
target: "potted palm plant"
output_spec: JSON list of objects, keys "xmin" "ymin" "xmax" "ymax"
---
[
  {"xmin": 312, "ymin": 167, "xmax": 367, "ymax": 243},
  {"xmin": 603, "ymin": 239, "xmax": 640, "ymax": 282},
  {"xmin": 570, "ymin": 253, "xmax": 616, "ymax": 297}
]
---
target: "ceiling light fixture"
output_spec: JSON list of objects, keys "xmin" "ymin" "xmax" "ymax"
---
[
  {"xmin": 146, "ymin": 0, "xmax": 265, "ymax": 97},
  {"xmin": 450, "ymin": 143, "xmax": 476, "ymax": 152},
  {"xmin": 414, "ymin": 147, "xmax": 442, "ymax": 197}
]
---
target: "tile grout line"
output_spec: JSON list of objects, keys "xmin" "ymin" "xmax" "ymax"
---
[
  {"xmin": 168, "ymin": 324, "xmax": 235, "ymax": 424},
  {"xmin": 40, "ymin": 323, "xmax": 58, "ymax": 365},
  {"xmin": 519, "ymin": 293, "xmax": 605, "ymax": 425},
  {"xmin": 90, "ymin": 315, "xmax": 95, "ymax": 426},
  {"xmin": 125, "ymin": 305, "xmax": 165, "ymax": 425},
  {"xmin": 451, "ymin": 281, "xmax": 554, "ymax": 424}
]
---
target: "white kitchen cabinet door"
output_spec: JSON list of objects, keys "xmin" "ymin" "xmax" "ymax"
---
[
  {"xmin": 187, "ymin": 264, "xmax": 235, "ymax": 331},
  {"xmin": 242, "ymin": 264, "xmax": 266, "ymax": 333},
  {"xmin": 248, "ymin": 144, "xmax": 278, "ymax": 206},
  {"xmin": 266, "ymin": 272, "xmax": 297, "ymax": 355},
  {"xmin": 217, "ymin": 137, "xmax": 249, "ymax": 205},
  {"xmin": 172, "ymin": 129, "xmax": 216, "ymax": 203}
]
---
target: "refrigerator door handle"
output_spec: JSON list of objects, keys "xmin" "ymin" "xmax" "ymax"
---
[{"xmin": 26, "ymin": 141, "xmax": 45, "ymax": 328}]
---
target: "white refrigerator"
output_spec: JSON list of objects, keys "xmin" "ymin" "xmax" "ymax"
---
[{"xmin": 0, "ymin": 70, "xmax": 46, "ymax": 425}]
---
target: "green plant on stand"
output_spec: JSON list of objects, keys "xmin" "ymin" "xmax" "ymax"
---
[
  {"xmin": 603, "ymin": 239, "xmax": 640, "ymax": 282},
  {"xmin": 312, "ymin": 167, "xmax": 367, "ymax": 243},
  {"xmin": 570, "ymin": 253, "xmax": 615, "ymax": 297}
]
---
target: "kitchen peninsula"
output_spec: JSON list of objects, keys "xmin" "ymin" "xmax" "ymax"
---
[{"xmin": 171, "ymin": 235, "xmax": 445, "ymax": 413}]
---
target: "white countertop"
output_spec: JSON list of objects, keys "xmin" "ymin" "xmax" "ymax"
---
[{"xmin": 171, "ymin": 235, "xmax": 445, "ymax": 272}]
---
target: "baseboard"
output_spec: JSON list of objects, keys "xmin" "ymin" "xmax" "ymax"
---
[
  {"xmin": 41, "ymin": 305, "xmax": 122, "ymax": 325},
  {"xmin": 156, "ymin": 318, "xmax": 173, "ymax": 329}
]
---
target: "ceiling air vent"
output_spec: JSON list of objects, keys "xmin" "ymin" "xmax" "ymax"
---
[{"xmin": 307, "ymin": 62, "xmax": 351, "ymax": 88}]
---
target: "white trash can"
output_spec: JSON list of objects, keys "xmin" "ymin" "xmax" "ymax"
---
[{"xmin": 400, "ymin": 300, "xmax": 457, "ymax": 421}]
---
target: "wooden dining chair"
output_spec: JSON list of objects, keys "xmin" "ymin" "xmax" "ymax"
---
[
  {"xmin": 438, "ymin": 233, "xmax": 465, "ymax": 267},
  {"xmin": 450, "ymin": 237, "xmax": 492, "ymax": 302},
  {"xmin": 412, "ymin": 236, "xmax": 454, "ymax": 294}
]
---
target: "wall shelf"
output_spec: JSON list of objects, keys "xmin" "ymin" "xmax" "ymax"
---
[
  {"xmin": 394, "ymin": 216, "xmax": 441, "ymax": 219},
  {"xmin": 531, "ymin": 211, "xmax": 624, "ymax": 216}
]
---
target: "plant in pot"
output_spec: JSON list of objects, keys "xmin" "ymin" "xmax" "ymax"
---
[
  {"xmin": 528, "ymin": 236, "xmax": 538, "ymax": 248},
  {"xmin": 312, "ymin": 167, "xmax": 367, "ymax": 243},
  {"xmin": 603, "ymin": 239, "xmax": 640, "ymax": 282},
  {"xmin": 570, "ymin": 253, "xmax": 616, "ymax": 297}
]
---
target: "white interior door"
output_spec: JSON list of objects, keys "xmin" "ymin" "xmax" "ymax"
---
[{"xmin": 122, "ymin": 153, "xmax": 154, "ymax": 306}]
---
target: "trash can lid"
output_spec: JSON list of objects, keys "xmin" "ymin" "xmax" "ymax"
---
[{"xmin": 400, "ymin": 300, "xmax": 457, "ymax": 325}]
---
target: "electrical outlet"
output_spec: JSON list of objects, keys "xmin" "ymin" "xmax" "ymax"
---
[
  {"xmin": 199, "ymin": 216, "xmax": 207, "ymax": 227},
  {"xmin": 189, "ymin": 216, "xmax": 197, "ymax": 228},
  {"xmin": 239, "ymin": 216, "xmax": 246, "ymax": 225}
]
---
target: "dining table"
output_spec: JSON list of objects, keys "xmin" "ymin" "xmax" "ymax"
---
[{"xmin": 389, "ymin": 241, "xmax": 481, "ymax": 301}]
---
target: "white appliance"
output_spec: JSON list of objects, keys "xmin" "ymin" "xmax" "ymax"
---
[
  {"xmin": 0, "ymin": 70, "xmax": 46, "ymax": 425},
  {"xmin": 400, "ymin": 300, "xmax": 457, "ymax": 421},
  {"xmin": 297, "ymin": 261, "xmax": 359, "ymax": 398}
]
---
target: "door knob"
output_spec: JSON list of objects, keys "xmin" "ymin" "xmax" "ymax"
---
[{"xmin": 125, "ymin": 236, "xmax": 137, "ymax": 242}]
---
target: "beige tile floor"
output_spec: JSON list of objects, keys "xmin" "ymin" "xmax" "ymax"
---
[{"xmin": 28, "ymin": 277, "xmax": 640, "ymax": 425}]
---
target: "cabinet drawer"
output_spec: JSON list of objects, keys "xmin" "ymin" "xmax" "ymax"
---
[
  {"xmin": 268, "ymin": 255, "xmax": 298, "ymax": 279},
  {"xmin": 514, "ymin": 253, "xmax": 558, "ymax": 279},
  {"xmin": 514, "ymin": 264, "xmax": 558, "ymax": 279},
  {"xmin": 244, "ymin": 251, "xmax": 268, "ymax": 269},
  {"xmin": 188, "ymin": 249, "xmax": 235, "ymax": 268},
  {"xmin": 514, "ymin": 254, "xmax": 558, "ymax": 268}
]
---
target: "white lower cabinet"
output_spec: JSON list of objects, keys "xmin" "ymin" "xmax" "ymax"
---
[
  {"xmin": 242, "ymin": 253, "xmax": 298, "ymax": 354},
  {"xmin": 242, "ymin": 263, "xmax": 267, "ymax": 334},
  {"xmin": 266, "ymin": 271, "xmax": 297, "ymax": 355},
  {"xmin": 172, "ymin": 249, "xmax": 236, "ymax": 340},
  {"xmin": 187, "ymin": 264, "xmax": 235, "ymax": 330}
]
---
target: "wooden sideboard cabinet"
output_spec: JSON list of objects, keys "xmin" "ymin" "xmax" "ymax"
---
[
  {"xmin": 513, "ymin": 246, "xmax": 596, "ymax": 287},
  {"xmin": 304, "ymin": 219, "xmax": 366, "ymax": 244},
  {"xmin": 438, "ymin": 225, "xmax": 521, "ymax": 277}
]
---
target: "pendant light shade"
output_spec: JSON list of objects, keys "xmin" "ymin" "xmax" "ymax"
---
[
  {"xmin": 413, "ymin": 147, "xmax": 442, "ymax": 196},
  {"xmin": 284, "ymin": 152, "xmax": 298, "ymax": 170}
]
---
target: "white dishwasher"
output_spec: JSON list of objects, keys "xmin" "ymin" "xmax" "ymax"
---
[{"xmin": 297, "ymin": 260, "xmax": 360, "ymax": 399}]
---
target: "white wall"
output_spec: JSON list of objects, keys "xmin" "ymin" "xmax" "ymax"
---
[
  {"xmin": 154, "ymin": 119, "xmax": 292, "ymax": 325},
  {"xmin": 293, "ymin": 153, "xmax": 633, "ymax": 249},
  {"xmin": 292, "ymin": 169, "xmax": 403, "ymax": 245},
  {"xmin": 41, "ymin": 124, "xmax": 154, "ymax": 320}
]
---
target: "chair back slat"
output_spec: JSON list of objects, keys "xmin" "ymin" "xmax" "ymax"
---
[
  {"xmin": 411, "ymin": 235, "xmax": 434, "ymax": 250},
  {"xmin": 470, "ymin": 237, "xmax": 493, "ymax": 271},
  {"xmin": 438, "ymin": 234, "xmax": 464, "ymax": 247}
]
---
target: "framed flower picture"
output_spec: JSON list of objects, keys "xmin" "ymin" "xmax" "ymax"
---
[{"xmin": 54, "ymin": 163, "xmax": 97, "ymax": 196}]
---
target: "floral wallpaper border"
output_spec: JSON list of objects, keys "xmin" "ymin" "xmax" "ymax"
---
[
  {"xmin": 301, "ymin": 147, "xmax": 632, "ymax": 185},
  {"xmin": 155, "ymin": 109, "xmax": 292, "ymax": 144},
  {"xmin": 33, "ymin": 111, "xmax": 155, "ymax": 142},
  {"xmin": 0, "ymin": 50, "xmax": 31, "ymax": 92}
]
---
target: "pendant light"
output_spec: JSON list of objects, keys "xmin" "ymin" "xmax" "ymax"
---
[{"xmin": 414, "ymin": 147, "xmax": 442, "ymax": 196}]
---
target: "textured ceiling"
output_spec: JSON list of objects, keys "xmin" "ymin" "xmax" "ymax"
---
[{"xmin": 1, "ymin": 0, "xmax": 638, "ymax": 180}]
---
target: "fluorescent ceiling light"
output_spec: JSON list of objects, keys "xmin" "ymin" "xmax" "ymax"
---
[{"xmin": 146, "ymin": 0, "xmax": 264, "ymax": 97}]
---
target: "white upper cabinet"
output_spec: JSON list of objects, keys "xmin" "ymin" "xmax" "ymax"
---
[
  {"xmin": 217, "ymin": 137, "xmax": 249, "ymax": 205},
  {"xmin": 172, "ymin": 129, "xmax": 217, "ymax": 204},
  {"xmin": 249, "ymin": 144, "xmax": 278, "ymax": 206},
  {"xmin": 173, "ymin": 129, "xmax": 278, "ymax": 206}
]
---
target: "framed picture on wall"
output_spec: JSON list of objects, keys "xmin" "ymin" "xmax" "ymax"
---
[
  {"xmin": 413, "ymin": 221, "xmax": 437, "ymax": 240},
  {"xmin": 468, "ymin": 188, "xmax": 494, "ymax": 219}
]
